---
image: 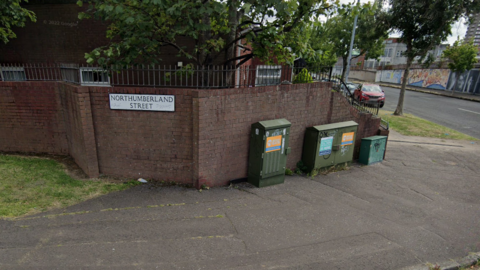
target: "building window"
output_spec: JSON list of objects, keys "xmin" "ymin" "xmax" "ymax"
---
[
  {"xmin": 388, "ymin": 48, "xmax": 393, "ymax": 57},
  {"xmin": 396, "ymin": 51, "xmax": 401, "ymax": 57},
  {"xmin": 0, "ymin": 66, "xmax": 26, "ymax": 81},
  {"xmin": 79, "ymin": 67, "xmax": 110, "ymax": 86},
  {"xmin": 255, "ymin": 65, "xmax": 282, "ymax": 86}
]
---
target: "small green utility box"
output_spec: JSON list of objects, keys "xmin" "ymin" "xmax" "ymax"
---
[
  {"xmin": 248, "ymin": 119, "xmax": 291, "ymax": 187},
  {"xmin": 358, "ymin": 136, "xmax": 387, "ymax": 165},
  {"xmin": 302, "ymin": 121, "xmax": 358, "ymax": 172}
]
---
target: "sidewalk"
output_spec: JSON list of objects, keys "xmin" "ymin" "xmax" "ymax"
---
[
  {"xmin": 1, "ymin": 132, "xmax": 480, "ymax": 269},
  {"xmin": 377, "ymin": 81, "xmax": 480, "ymax": 103}
]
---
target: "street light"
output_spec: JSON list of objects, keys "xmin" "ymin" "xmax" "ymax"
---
[{"xmin": 345, "ymin": 0, "xmax": 360, "ymax": 83}]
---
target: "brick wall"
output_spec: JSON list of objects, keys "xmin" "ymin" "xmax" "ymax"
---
[
  {"xmin": 88, "ymin": 87, "xmax": 194, "ymax": 183},
  {"xmin": 0, "ymin": 81, "xmax": 383, "ymax": 187},
  {"xmin": 58, "ymin": 83, "xmax": 99, "ymax": 177},
  {"xmin": 0, "ymin": 4, "xmax": 227, "ymax": 65},
  {"xmin": 0, "ymin": 4, "xmax": 109, "ymax": 63},
  {"xmin": 0, "ymin": 82, "xmax": 68, "ymax": 154},
  {"xmin": 192, "ymin": 82, "xmax": 380, "ymax": 187}
]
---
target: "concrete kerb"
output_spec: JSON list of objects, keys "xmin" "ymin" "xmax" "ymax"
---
[{"xmin": 398, "ymin": 252, "xmax": 480, "ymax": 270}]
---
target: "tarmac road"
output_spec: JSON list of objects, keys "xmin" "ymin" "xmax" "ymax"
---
[
  {"xmin": 381, "ymin": 86, "xmax": 480, "ymax": 139},
  {"xmin": 1, "ymin": 131, "xmax": 480, "ymax": 269}
]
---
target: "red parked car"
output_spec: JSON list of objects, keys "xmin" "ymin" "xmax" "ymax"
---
[{"xmin": 353, "ymin": 83, "xmax": 385, "ymax": 108}]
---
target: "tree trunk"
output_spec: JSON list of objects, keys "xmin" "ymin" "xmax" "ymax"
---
[
  {"xmin": 341, "ymin": 56, "xmax": 348, "ymax": 82},
  {"xmin": 394, "ymin": 56, "xmax": 413, "ymax": 116},
  {"xmin": 224, "ymin": 0, "xmax": 238, "ymax": 87},
  {"xmin": 225, "ymin": 0, "xmax": 238, "ymax": 65}
]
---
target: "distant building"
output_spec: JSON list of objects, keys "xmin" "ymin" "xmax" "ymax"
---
[
  {"xmin": 465, "ymin": 13, "xmax": 480, "ymax": 45},
  {"xmin": 465, "ymin": 13, "xmax": 480, "ymax": 56},
  {"xmin": 363, "ymin": 38, "xmax": 448, "ymax": 70}
]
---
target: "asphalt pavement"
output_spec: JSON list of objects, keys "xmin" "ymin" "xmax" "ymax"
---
[
  {"xmin": 377, "ymin": 83, "xmax": 480, "ymax": 139},
  {"xmin": 1, "ymin": 130, "xmax": 480, "ymax": 269}
]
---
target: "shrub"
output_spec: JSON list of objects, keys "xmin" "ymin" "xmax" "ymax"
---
[{"xmin": 293, "ymin": 68, "xmax": 313, "ymax": 84}]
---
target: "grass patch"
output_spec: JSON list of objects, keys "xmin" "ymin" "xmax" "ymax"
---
[
  {"xmin": 379, "ymin": 110, "xmax": 478, "ymax": 141},
  {"xmin": 0, "ymin": 154, "xmax": 140, "ymax": 218}
]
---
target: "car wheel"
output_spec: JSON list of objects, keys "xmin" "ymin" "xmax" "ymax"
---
[{"xmin": 380, "ymin": 102, "xmax": 384, "ymax": 108}]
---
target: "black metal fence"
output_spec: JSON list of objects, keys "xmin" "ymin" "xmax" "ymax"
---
[
  {"xmin": 333, "ymin": 79, "xmax": 386, "ymax": 122},
  {"xmin": 0, "ymin": 62, "xmax": 387, "ymax": 127},
  {"xmin": 0, "ymin": 63, "xmax": 333, "ymax": 89}
]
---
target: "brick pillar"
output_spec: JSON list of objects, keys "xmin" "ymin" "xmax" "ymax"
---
[
  {"xmin": 191, "ymin": 90, "xmax": 205, "ymax": 189},
  {"xmin": 59, "ymin": 82, "xmax": 100, "ymax": 178},
  {"xmin": 78, "ymin": 86, "xmax": 99, "ymax": 178}
]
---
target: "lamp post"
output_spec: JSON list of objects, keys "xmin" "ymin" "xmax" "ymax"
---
[{"xmin": 345, "ymin": 0, "xmax": 360, "ymax": 83}]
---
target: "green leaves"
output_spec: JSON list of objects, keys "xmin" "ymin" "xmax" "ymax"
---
[
  {"xmin": 308, "ymin": 2, "xmax": 387, "ymax": 75},
  {"xmin": 0, "ymin": 0, "xmax": 36, "ymax": 44},
  {"xmin": 385, "ymin": 0, "xmax": 480, "ymax": 114},
  {"xmin": 242, "ymin": 3, "xmax": 252, "ymax": 13},
  {"xmin": 387, "ymin": 0, "xmax": 480, "ymax": 61},
  {"xmin": 78, "ymin": 0, "xmax": 333, "ymax": 66},
  {"xmin": 442, "ymin": 39, "xmax": 478, "ymax": 74},
  {"xmin": 114, "ymin": 5, "xmax": 124, "ymax": 14},
  {"xmin": 125, "ymin": 17, "xmax": 134, "ymax": 24}
]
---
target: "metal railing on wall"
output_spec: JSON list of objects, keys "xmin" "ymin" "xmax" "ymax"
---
[
  {"xmin": 333, "ymin": 79, "xmax": 387, "ymax": 126},
  {"xmin": 0, "ymin": 62, "xmax": 387, "ymax": 128},
  {"xmin": 0, "ymin": 63, "xmax": 333, "ymax": 89}
]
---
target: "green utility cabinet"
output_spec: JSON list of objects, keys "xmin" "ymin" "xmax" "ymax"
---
[
  {"xmin": 358, "ymin": 136, "xmax": 387, "ymax": 165},
  {"xmin": 302, "ymin": 121, "xmax": 358, "ymax": 172},
  {"xmin": 248, "ymin": 119, "xmax": 291, "ymax": 187}
]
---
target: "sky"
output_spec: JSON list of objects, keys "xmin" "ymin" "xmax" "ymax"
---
[{"xmin": 337, "ymin": 0, "xmax": 468, "ymax": 45}]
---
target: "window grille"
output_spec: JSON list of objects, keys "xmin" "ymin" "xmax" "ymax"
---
[
  {"xmin": 255, "ymin": 65, "xmax": 282, "ymax": 86},
  {"xmin": 0, "ymin": 66, "xmax": 26, "ymax": 81},
  {"xmin": 79, "ymin": 67, "xmax": 110, "ymax": 86}
]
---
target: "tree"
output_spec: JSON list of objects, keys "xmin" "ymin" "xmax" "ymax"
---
[
  {"xmin": 304, "ymin": 22, "xmax": 339, "ymax": 67},
  {"xmin": 303, "ymin": 22, "xmax": 338, "ymax": 67},
  {"xmin": 311, "ymin": 2, "xmax": 387, "ymax": 81},
  {"xmin": 78, "ymin": 0, "xmax": 334, "ymax": 68},
  {"xmin": 442, "ymin": 39, "xmax": 478, "ymax": 95},
  {"xmin": 0, "ymin": 0, "xmax": 36, "ymax": 44},
  {"xmin": 386, "ymin": 0, "xmax": 480, "ymax": 116}
]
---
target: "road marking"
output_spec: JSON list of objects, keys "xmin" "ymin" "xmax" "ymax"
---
[{"xmin": 458, "ymin": 108, "xmax": 480, "ymax": 115}]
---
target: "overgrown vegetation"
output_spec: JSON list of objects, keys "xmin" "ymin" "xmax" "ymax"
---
[
  {"xmin": 295, "ymin": 160, "xmax": 309, "ymax": 175},
  {"xmin": 379, "ymin": 110, "xmax": 478, "ymax": 141},
  {"xmin": 0, "ymin": 154, "xmax": 139, "ymax": 218},
  {"xmin": 285, "ymin": 168, "xmax": 294, "ymax": 176}
]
